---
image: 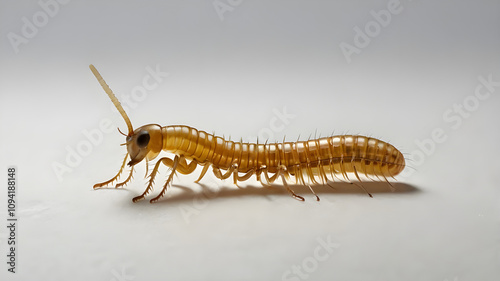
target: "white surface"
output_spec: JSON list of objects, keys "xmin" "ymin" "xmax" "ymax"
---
[{"xmin": 1, "ymin": 1, "xmax": 499, "ymax": 280}]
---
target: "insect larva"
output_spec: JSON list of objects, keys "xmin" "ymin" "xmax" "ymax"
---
[{"xmin": 90, "ymin": 65, "xmax": 405, "ymax": 203}]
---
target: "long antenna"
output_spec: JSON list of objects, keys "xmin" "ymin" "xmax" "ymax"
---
[{"xmin": 89, "ymin": 64, "xmax": 134, "ymax": 135}]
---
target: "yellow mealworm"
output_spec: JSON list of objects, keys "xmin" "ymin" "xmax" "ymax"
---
[{"xmin": 90, "ymin": 65, "xmax": 405, "ymax": 203}]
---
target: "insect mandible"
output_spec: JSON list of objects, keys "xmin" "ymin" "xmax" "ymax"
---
[{"xmin": 90, "ymin": 65, "xmax": 405, "ymax": 203}]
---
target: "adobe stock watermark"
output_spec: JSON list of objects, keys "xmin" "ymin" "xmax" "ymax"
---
[
  {"xmin": 109, "ymin": 264, "xmax": 134, "ymax": 281},
  {"xmin": 282, "ymin": 235, "xmax": 340, "ymax": 281},
  {"xmin": 7, "ymin": 0, "xmax": 71, "ymax": 54},
  {"xmin": 213, "ymin": 0, "xmax": 244, "ymax": 21},
  {"xmin": 51, "ymin": 65, "xmax": 169, "ymax": 182},
  {"xmin": 339, "ymin": 0, "xmax": 404, "ymax": 63},
  {"xmin": 247, "ymin": 106, "xmax": 296, "ymax": 143},
  {"xmin": 400, "ymin": 74, "xmax": 499, "ymax": 178},
  {"xmin": 178, "ymin": 176, "xmax": 222, "ymax": 224}
]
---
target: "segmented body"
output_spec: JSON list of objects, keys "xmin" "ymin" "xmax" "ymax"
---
[{"xmin": 162, "ymin": 125, "xmax": 405, "ymax": 185}]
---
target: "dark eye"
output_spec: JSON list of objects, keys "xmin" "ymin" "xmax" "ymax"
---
[{"xmin": 137, "ymin": 132, "xmax": 150, "ymax": 148}]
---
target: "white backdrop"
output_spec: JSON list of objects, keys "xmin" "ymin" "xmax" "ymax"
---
[{"xmin": 1, "ymin": 1, "xmax": 499, "ymax": 280}]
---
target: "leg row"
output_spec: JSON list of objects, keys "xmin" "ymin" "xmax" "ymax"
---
[{"xmin": 96, "ymin": 154, "xmax": 380, "ymax": 203}]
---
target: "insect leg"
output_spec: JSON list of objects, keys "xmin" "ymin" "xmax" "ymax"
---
[
  {"xmin": 255, "ymin": 166, "xmax": 263, "ymax": 183},
  {"xmin": 93, "ymin": 153, "xmax": 129, "ymax": 189},
  {"xmin": 351, "ymin": 166, "xmax": 373, "ymax": 198},
  {"xmin": 263, "ymin": 168, "xmax": 279, "ymax": 184},
  {"xmin": 176, "ymin": 158, "xmax": 199, "ymax": 175},
  {"xmin": 339, "ymin": 158, "xmax": 350, "ymax": 181},
  {"xmin": 211, "ymin": 162, "xmax": 255, "ymax": 187},
  {"xmin": 257, "ymin": 165, "xmax": 271, "ymax": 186},
  {"xmin": 194, "ymin": 163, "xmax": 211, "ymax": 183},
  {"xmin": 317, "ymin": 162, "xmax": 329, "ymax": 185},
  {"xmin": 326, "ymin": 159, "xmax": 340, "ymax": 185},
  {"xmin": 306, "ymin": 183, "xmax": 320, "ymax": 201},
  {"xmin": 232, "ymin": 166, "xmax": 254, "ymax": 186},
  {"xmin": 305, "ymin": 164, "xmax": 319, "ymax": 185},
  {"xmin": 263, "ymin": 165, "xmax": 305, "ymax": 201},
  {"xmin": 231, "ymin": 164, "xmax": 240, "ymax": 186},
  {"xmin": 150, "ymin": 155, "xmax": 183, "ymax": 203},
  {"xmin": 295, "ymin": 165, "xmax": 307, "ymax": 186},
  {"xmin": 298, "ymin": 165, "xmax": 320, "ymax": 201},
  {"xmin": 277, "ymin": 165, "xmax": 305, "ymax": 201},
  {"xmin": 132, "ymin": 157, "xmax": 171, "ymax": 202},
  {"xmin": 116, "ymin": 165, "xmax": 134, "ymax": 188},
  {"xmin": 378, "ymin": 163, "xmax": 395, "ymax": 192},
  {"xmin": 212, "ymin": 166, "xmax": 234, "ymax": 180}
]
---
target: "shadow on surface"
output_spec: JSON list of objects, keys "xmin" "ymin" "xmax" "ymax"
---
[{"xmin": 147, "ymin": 181, "xmax": 421, "ymax": 204}]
